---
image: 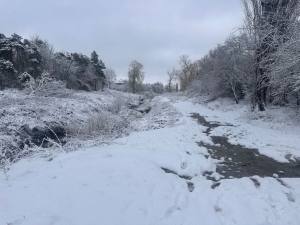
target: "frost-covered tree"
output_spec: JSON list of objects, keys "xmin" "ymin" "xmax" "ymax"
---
[
  {"xmin": 72, "ymin": 52, "xmax": 90, "ymax": 75},
  {"xmin": 0, "ymin": 33, "xmax": 110, "ymax": 92},
  {"xmin": 31, "ymin": 36, "xmax": 54, "ymax": 72},
  {"xmin": 151, "ymin": 82, "xmax": 165, "ymax": 94},
  {"xmin": 53, "ymin": 52, "xmax": 75, "ymax": 81},
  {"xmin": 0, "ymin": 33, "xmax": 42, "ymax": 88},
  {"xmin": 242, "ymin": 0, "xmax": 300, "ymax": 110},
  {"xmin": 177, "ymin": 55, "xmax": 199, "ymax": 91},
  {"xmin": 128, "ymin": 60, "xmax": 145, "ymax": 94},
  {"xmin": 175, "ymin": 32, "xmax": 254, "ymax": 103},
  {"xmin": 104, "ymin": 68, "xmax": 117, "ymax": 89},
  {"xmin": 91, "ymin": 51, "xmax": 106, "ymax": 91}
]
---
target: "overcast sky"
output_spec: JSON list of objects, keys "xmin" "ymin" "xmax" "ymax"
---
[{"xmin": 0, "ymin": 0, "xmax": 244, "ymax": 84}]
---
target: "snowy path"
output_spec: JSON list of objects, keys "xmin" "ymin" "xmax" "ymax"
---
[{"xmin": 1, "ymin": 98, "xmax": 300, "ymax": 225}]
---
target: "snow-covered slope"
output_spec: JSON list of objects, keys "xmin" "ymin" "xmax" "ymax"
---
[
  {"xmin": 1, "ymin": 97, "xmax": 300, "ymax": 225},
  {"xmin": 0, "ymin": 88, "xmax": 181, "ymax": 162}
]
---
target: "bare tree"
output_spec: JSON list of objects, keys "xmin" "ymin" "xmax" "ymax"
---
[
  {"xmin": 167, "ymin": 68, "xmax": 178, "ymax": 92},
  {"xmin": 104, "ymin": 68, "xmax": 117, "ymax": 89},
  {"xmin": 31, "ymin": 35, "xmax": 55, "ymax": 72},
  {"xmin": 267, "ymin": 32, "xmax": 300, "ymax": 106},
  {"xmin": 178, "ymin": 55, "xmax": 198, "ymax": 90},
  {"xmin": 128, "ymin": 60, "xmax": 145, "ymax": 94}
]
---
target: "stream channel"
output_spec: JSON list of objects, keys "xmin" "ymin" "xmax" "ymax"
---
[{"xmin": 191, "ymin": 113, "xmax": 300, "ymax": 181}]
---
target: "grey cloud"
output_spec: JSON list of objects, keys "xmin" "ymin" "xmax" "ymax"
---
[{"xmin": 0, "ymin": 0, "xmax": 244, "ymax": 84}]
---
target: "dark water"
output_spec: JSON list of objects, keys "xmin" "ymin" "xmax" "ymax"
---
[{"xmin": 191, "ymin": 113, "xmax": 300, "ymax": 180}]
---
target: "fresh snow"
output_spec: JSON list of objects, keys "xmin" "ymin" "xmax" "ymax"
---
[{"xmin": 1, "ymin": 96, "xmax": 300, "ymax": 225}]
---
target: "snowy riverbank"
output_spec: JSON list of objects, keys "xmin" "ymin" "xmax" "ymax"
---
[{"xmin": 1, "ymin": 96, "xmax": 300, "ymax": 225}]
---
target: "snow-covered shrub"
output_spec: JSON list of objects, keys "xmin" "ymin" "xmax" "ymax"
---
[
  {"xmin": 0, "ymin": 140, "xmax": 12, "ymax": 180},
  {"xmin": 85, "ymin": 112, "xmax": 130, "ymax": 137},
  {"xmin": 135, "ymin": 96, "xmax": 182, "ymax": 131},
  {"xmin": 0, "ymin": 137, "xmax": 24, "ymax": 180},
  {"xmin": 126, "ymin": 95, "xmax": 143, "ymax": 109},
  {"xmin": 106, "ymin": 96, "xmax": 126, "ymax": 114},
  {"xmin": 151, "ymin": 82, "xmax": 165, "ymax": 94},
  {"xmin": 19, "ymin": 71, "xmax": 53, "ymax": 96},
  {"xmin": 144, "ymin": 90, "xmax": 155, "ymax": 99},
  {"xmin": 67, "ymin": 110, "xmax": 131, "ymax": 140}
]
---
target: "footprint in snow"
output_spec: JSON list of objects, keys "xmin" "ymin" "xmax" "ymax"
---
[
  {"xmin": 276, "ymin": 179, "xmax": 295, "ymax": 202},
  {"xmin": 250, "ymin": 178, "xmax": 260, "ymax": 188},
  {"xmin": 214, "ymin": 206, "xmax": 222, "ymax": 213},
  {"xmin": 276, "ymin": 178, "xmax": 291, "ymax": 188},
  {"xmin": 211, "ymin": 182, "xmax": 221, "ymax": 189},
  {"xmin": 164, "ymin": 193, "xmax": 188, "ymax": 218},
  {"xmin": 286, "ymin": 193, "xmax": 295, "ymax": 202},
  {"xmin": 187, "ymin": 182, "xmax": 194, "ymax": 192},
  {"xmin": 181, "ymin": 161, "xmax": 187, "ymax": 170}
]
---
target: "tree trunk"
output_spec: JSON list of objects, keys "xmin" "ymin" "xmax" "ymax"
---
[
  {"xmin": 296, "ymin": 92, "xmax": 300, "ymax": 106},
  {"xmin": 132, "ymin": 78, "xmax": 135, "ymax": 94},
  {"xmin": 231, "ymin": 81, "xmax": 239, "ymax": 104},
  {"xmin": 257, "ymin": 87, "xmax": 265, "ymax": 111}
]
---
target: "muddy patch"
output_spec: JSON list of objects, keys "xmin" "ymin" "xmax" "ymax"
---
[{"xmin": 191, "ymin": 113, "xmax": 300, "ymax": 180}]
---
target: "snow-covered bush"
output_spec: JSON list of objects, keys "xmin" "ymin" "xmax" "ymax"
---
[
  {"xmin": 19, "ymin": 71, "xmax": 65, "ymax": 96},
  {"xmin": 0, "ymin": 137, "xmax": 25, "ymax": 180},
  {"xmin": 144, "ymin": 90, "xmax": 155, "ymax": 99},
  {"xmin": 0, "ymin": 140, "xmax": 12, "ymax": 180},
  {"xmin": 150, "ymin": 82, "xmax": 165, "ymax": 94},
  {"xmin": 86, "ymin": 112, "xmax": 129, "ymax": 137},
  {"xmin": 134, "ymin": 96, "xmax": 182, "ymax": 131},
  {"xmin": 106, "ymin": 95, "xmax": 126, "ymax": 114},
  {"xmin": 66, "ymin": 110, "xmax": 130, "ymax": 140}
]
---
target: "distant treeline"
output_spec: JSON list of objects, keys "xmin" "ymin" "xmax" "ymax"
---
[
  {"xmin": 0, "ymin": 33, "xmax": 106, "ymax": 91},
  {"xmin": 170, "ymin": 0, "xmax": 300, "ymax": 110}
]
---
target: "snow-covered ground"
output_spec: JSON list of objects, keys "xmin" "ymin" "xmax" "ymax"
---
[{"xmin": 1, "ymin": 95, "xmax": 300, "ymax": 225}]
